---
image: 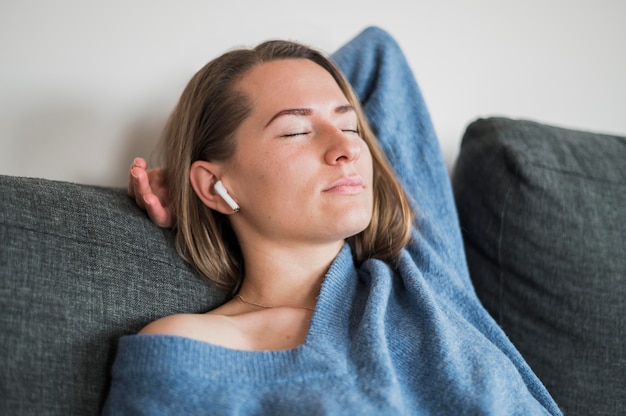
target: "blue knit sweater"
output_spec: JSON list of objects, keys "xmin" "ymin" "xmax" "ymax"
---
[{"xmin": 103, "ymin": 27, "xmax": 561, "ymax": 415}]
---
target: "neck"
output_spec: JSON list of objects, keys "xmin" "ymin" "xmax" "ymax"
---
[{"xmin": 235, "ymin": 240, "xmax": 343, "ymax": 309}]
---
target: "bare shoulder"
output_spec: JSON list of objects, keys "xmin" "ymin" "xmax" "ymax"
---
[
  {"xmin": 137, "ymin": 306, "xmax": 312, "ymax": 351},
  {"xmin": 138, "ymin": 313, "xmax": 205, "ymax": 336},
  {"xmin": 138, "ymin": 313, "xmax": 241, "ymax": 346}
]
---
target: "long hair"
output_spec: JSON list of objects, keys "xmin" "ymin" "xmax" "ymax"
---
[{"xmin": 160, "ymin": 40, "xmax": 414, "ymax": 293}]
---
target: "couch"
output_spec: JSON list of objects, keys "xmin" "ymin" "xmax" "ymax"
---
[{"xmin": 1, "ymin": 117, "xmax": 624, "ymax": 415}]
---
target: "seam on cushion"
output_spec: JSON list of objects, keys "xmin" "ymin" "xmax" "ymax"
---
[
  {"xmin": 528, "ymin": 162, "xmax": 625, "ymax": 185},
  {"xmin": 497, "ymin": 180, "xmax": 515, "ymax": 327},
  {"xmin": 0, "ymin": 221, "xmax": 190, "ymax": 272}
]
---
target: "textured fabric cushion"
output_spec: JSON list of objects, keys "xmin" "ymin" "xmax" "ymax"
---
[
  {"xmin": 0, "ymin": 175, "xmax": 227, "ymax": 415},
  {"xmin": 452, "ymin": 117, "xmax": 626, "ymax": 416}
]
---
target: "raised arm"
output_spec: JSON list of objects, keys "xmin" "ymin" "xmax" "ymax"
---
[
  {"xmin": 331, "ymin": 27, "xmax": 453, "ymax": 223},
  {"xmin": 331, "ymin": 27, "xmax": 469, "ymax": 285}
]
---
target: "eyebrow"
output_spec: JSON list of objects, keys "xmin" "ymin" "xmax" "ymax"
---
[{"xmin": 264, "ymin": 105, "xmax": 355, "ymax": 128}]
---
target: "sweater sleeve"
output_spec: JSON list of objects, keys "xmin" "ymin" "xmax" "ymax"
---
[
  {"xmin": 332, "ymin": 29, "xmax": 562, "ymax": 415},
  {"xmin": 331, "ymin": 27, "xmax": 471, "ymax": 290}
]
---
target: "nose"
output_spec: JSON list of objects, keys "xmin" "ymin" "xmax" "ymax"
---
[{"xmin": 323, "ymin": 127, "xmax": 362, "ymax": 165}]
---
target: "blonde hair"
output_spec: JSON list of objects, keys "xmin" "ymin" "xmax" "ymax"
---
[{"xmin": 160, "ymin": 40, "xmax": 414, "ymax": 293}]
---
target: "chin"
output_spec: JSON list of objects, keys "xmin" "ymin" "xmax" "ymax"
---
[{"xmin": 340, "ymin": 213, "xmax": 372, "ymax": 239}]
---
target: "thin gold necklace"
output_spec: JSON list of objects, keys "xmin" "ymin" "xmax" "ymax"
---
[{"xmin": 235, "ymin": 294, "xmax": 315, "ymax": 312}]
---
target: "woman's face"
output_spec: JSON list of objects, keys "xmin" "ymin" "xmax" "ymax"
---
[{"xmin": 222, "ymin": 58, "xmax": 373, "ymax": 248}]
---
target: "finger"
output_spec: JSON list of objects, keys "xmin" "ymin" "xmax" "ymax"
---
[
  {"xmin": 131, "ymin": 167, "xmax": 154, "ymax": 210},
  {"xmin": 128, "ymin": 164, "xmax": 137, "ymax": 198},
  {"xmin": 133, "ymin": 157, "xmax": 148, "ymax": 169},
  {"xmin": 143, "ymin": 194, "xmax": 174, "ymax": 228},
  {"xmin": 127, "ymin": 158, "xmax": 148, "ymax": 198}
]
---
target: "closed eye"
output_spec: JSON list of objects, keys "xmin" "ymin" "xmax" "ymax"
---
[
  {"xmin": 281, "ymin": 129, "xmax": 358, "ymax": 138},
  {"xmin": 281, "ymin": 131, "xmax": 311, "ymax": 138}
]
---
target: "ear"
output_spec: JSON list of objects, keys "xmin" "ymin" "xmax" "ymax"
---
[{"xmin": 189, "ymin": 161, "xmax": 236, "ymax": 215}]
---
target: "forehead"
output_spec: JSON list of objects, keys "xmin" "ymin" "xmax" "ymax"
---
[{"xmin": 236, "ymin": 59, "xmax": 348, "ymax": 106}]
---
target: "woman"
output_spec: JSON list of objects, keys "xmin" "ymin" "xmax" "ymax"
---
[{"xmin": 105, "ymin": 27, "xmax": 561, "ymax": 414}]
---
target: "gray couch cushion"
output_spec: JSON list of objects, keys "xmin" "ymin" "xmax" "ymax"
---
[
  {"xmin": 452, "ymin": 117, "xmax": 626, "ymax": 416},
  {"xmin": 0, "ymin": 175, "xmax": 227, "ymax": 415}
]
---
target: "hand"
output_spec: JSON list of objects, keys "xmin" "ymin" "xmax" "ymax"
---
[{"xmin": 128, "ymin": 157, "xmax": 174, "ymax": 228}]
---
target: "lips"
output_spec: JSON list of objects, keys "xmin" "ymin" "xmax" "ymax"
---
[{"xmin": 323, "ymin": 176, "xmax": 365, "ymax": 194}]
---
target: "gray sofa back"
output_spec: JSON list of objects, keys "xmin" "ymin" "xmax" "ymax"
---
[
  {"xmin": 453, "ymin": 117, "xmax": 626, "ymax": 415},
  {"xmin": 0, "ymin": 177, "xmax": 226, "ymax": 414}
]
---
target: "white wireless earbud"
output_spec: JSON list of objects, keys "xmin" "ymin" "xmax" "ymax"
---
[{"xmin": 214, "ymin": 180, "xmax": 240, "ymax": 212}]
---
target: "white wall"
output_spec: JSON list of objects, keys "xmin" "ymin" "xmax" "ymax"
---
[{"xmin": 1, "ymin": 0, "xmax": 625, "ymax": 186}]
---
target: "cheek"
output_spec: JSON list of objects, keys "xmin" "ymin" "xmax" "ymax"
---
[
  {"xmin": 233, "ymin": 152, "xmax": 299, "ymax": 206},
  {"xmin": 361, "ymin": 147, "xmax": 375, "ymax": 182},
  {"xmin": 231, "ymin": 142, "xmax": 275, "ymax": 179}
]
